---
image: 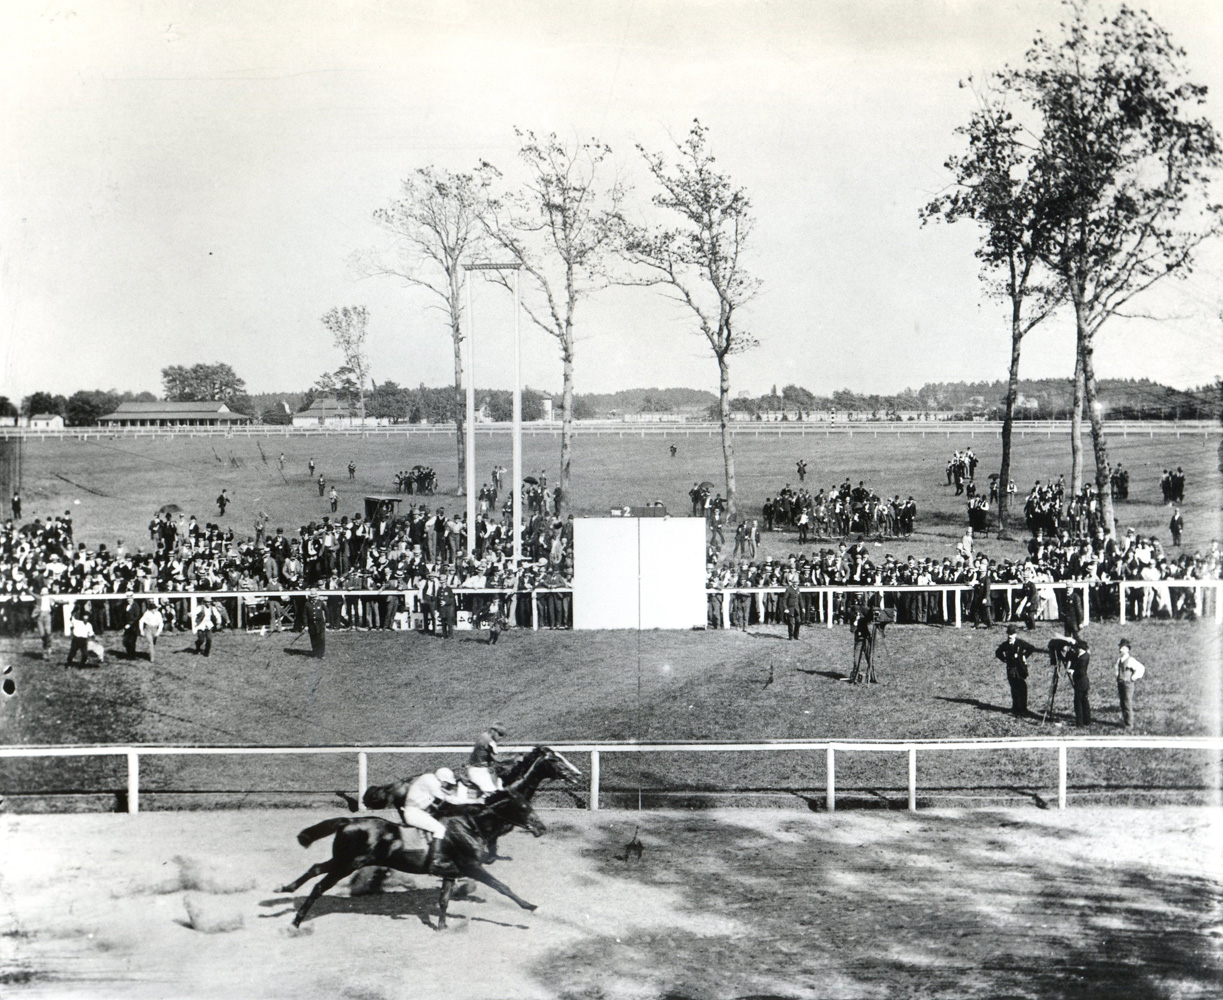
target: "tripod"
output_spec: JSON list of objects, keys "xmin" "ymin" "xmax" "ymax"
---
[
  {"xmin": 849, "ymin": 620, "xmax": 886, "ymax": 684},
  {"xmin": 1039, "ymin": 651, "xmax": 1066, "ymax": 724}
]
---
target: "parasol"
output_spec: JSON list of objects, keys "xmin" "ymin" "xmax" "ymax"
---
[
  {"xmin": 699, "ymin": 481, "xmax": 715, "ymax": 491},
  {"xmin": 523, "ymin": 476, "xmax": 539, "ymax": 485},
  {"xmin": 158, "ymin": 503, "xmax": 182, "ymax": 515}
]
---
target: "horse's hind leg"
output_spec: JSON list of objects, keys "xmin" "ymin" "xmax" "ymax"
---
[
  {"xmin": 292, "ymin": 867, "xmax": 351, "ymax": 927},
  {"xmin": 279, "ymin": 860, "xmax": 333, "ymax": 894}
]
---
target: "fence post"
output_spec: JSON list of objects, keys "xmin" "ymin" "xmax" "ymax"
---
[
  {"xmin": 127, "ymin": 750, "xmax": 140, "ymax": 815},
  {"xmin": 826, "ymin": 747, "xmax": 836, "ymax": 812},
  {"xmin": 721, "ymin": 591, "xmax": 729, "ymax": 629},
  {"xmin": 357, "ymin": 751, "xmax": 368, "ymax": 804},
  {"xmin": 1215, "ymin": 583, "xmax": 1222, "ymax": 624},
  {"xmin": 589, "ymin": 749, "xmax": 600, "ymax": 811},
  {"xmin": 531, "ymin": 593, "xmax": 538, "ymax": 631},
  {"xmin": 189, "ymin": 596, "xmax": 198, "ymax": 632},
  {"xmin": 826, "ymin": 591, "xmax": 834, "ymax": 629},
  {"xmin": 1118, "ymin": 582, "xmax": 1126, "ymax": 625},
  {"xmin": 1057, "ymin": 744, "xmax": 1067, "ymax": 810},
  {"xmin": 63, "ymin": 598, "xmax": 74, "ymax": 635},
  {"xmin": 908, "ymin": 747, "xmax": 917, "ymax": 812},
  {"xmin": 1080, "ymin": 584, "xmax": 1089, "ymax": 626}
]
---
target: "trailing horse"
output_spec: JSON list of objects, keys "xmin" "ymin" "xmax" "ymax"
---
[
  {"xmin": 336, "ymin": 745, "xmax": 584, "ymax": 821},
  {"xmin": 280, "ymin": 788, "xmax": 545, "ymax": 929}
]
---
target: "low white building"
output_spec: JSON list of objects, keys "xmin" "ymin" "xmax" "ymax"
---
[{"xmin": 28, "ymin": 413, "xmax": 64, "ymax": 430}]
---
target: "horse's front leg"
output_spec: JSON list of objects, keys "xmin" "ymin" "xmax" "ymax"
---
[
  {"xmin": 437, "ymin": 877, "xmax": 455, "ymax": 931},
  {"xmin": 279, "ymin": 860, "xmax": 331, "ymax": 894},
  {"xmin": 457, "ymin": 861, "xmax": 536, "ymax": 912}
]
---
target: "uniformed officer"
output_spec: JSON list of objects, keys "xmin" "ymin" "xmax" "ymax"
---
[
  {"xmin": 305, "ymin": 590, "xmax": 327, "ymax": 658},
  {"xmin": 995, "ymin": 625, "xmax": 1038, "ymax": 717}
]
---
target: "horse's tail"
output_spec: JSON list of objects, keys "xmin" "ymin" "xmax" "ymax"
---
[{"xmin": 297, "ymin": 817, "xmax": 349, "ymax": 848}]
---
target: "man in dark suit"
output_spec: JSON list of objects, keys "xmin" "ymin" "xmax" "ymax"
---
[
  {"xmin": 1048, "ymin": 635, "xmax": 1091, "ymax": 726},
  {"xmin": 782, "ymin": 573, "xmax": 802, "ymax": 640},
  {"xmin": 995, "ymin": 625, "xmax": 1038, "ymax": 717},
  {"xmin": 437, "ymin": 581, "xmax": 457, "ymax": 639}
]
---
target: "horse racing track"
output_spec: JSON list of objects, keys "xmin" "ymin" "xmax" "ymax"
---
[{"xmin": 2, "ymin": 806, "xmax": 1220, "ymax": 1000}]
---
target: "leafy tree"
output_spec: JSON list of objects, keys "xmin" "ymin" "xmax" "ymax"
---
[
  {"xmin": 481, "ymin": 388, "xmax": 545, "ymax": 423},
  {"xmin": 923, "ymin": 83, "xmax": 1064, "ymax": 534},
  {"xmin": 367, "ymin": 380, "xmax": 412, "ymax": 423},
  {"xmin": 0, "ymin": 396, "xmax": 17, "ymax": 418},
  {"xmin": 781, "ymin": 385, "xmax": 817, "ymax": 409},
  {"xmin": 623, "ymin": 120, "xmax": 761, "ymax": 520},
  {"xmin": 65, "ymin": 390, "xmax": 120, "ymax": 426},
  {"xmin": 483, "ymin": 130, "xmax": 621, "ymax": 512},
  {"xmin": 1008, "ymin": 1, "xmax": 1222, "ymax": 536},
  {"xmin": 20, "ymin": 391, "xmax": 67, "ymax": 417},
  {"xmin": 572, "ymin": 396, "xmax": 595, "ymax": 420},
  {"xmin": 320, "ymin": 306, "xmax": 371, "ymax": 422},
  {"xmin": 161, "ymin": 363, "xmax": 247, "ymax": 404},
  {"xmin": 368, "ymin": 167, "xmax": 493, "ymax": 494}
]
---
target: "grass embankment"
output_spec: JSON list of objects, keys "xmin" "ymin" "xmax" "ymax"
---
[{"xmin": 2, "ymin": 619, "xmax": 1217, "ymax": 809}]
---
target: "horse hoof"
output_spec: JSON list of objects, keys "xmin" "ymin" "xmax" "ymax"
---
[{"xmin": 523, "ymin": 903, "xmax": 538, "ymax": 912}]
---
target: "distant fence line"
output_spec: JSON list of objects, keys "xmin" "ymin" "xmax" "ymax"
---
[
  {"xmin": 0, "ymin": 579, "xmax": 1216, "ymax": 637},
  {"xmin": 1, "ymin": 737, "xmax": 1220, "ymax": 815},
  {"xmin": 2, "ymin": 419, "xmax": 1219, "ymax": 441}
]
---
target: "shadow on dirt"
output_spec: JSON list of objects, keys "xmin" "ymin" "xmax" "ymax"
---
[{"xmin": 527, "ymin": 811, "xmax": 1222, "ymax": 1000}]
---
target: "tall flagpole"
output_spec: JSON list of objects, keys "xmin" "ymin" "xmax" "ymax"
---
[
  {"xmin": 461, "ymin": 261, "xmax": 522, "ymax": 565},
  {"xmin": 512, "ymin": 267, "xmax": 523, "ymax": 566},
  {"xmin": 465, "ymin": 271, "xmax": 476, "ymax": 557}
]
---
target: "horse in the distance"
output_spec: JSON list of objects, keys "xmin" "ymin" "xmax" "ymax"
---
[
  {"xmin": 280, "ymin": 788, "xmax": 545, "ymax": 929},
  {"xmin": 336, "ymin": 745, "xmax": 584, "ymax": 822}
]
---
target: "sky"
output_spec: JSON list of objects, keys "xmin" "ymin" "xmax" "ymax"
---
[{"xmin": 3, "ymin": 0, "xmax": 1222, "ymax": 403}]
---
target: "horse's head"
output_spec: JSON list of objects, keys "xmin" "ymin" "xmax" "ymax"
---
[
  {"xmin": 484, "ymin": 788, "xmax": 547, "ymax": 837},
  {"xmin": 539, "ymin": 747, "xmax": 583, "ymax": 785}
]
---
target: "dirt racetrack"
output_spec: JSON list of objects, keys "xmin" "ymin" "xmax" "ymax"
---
[{"xmin": 2, "ymin": 807, "xmax": 1221, "ymax": 1000}]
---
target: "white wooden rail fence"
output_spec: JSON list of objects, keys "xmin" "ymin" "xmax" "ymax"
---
[
  {"xmin": 5, "ymin": 579, "xmax": 1217, "ymax": 634},
  {"xmin": 2, "ymin": 737, "xmax": 1219, "ymax": 815}
]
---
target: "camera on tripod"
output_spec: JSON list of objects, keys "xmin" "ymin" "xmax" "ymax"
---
[{"xmin": 871, "ymin": 608, "xmax": 896, "ymax": 625}]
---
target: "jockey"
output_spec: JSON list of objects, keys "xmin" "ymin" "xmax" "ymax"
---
[
  {"xmin": 402, "ymin": 767, "xmax": 465, "ymax": 842},
  {"xmin": 466, "ymin": 723, "xmax": 507, "ymax": 795}
]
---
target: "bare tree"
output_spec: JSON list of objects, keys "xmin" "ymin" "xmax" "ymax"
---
[
  {"xmin": 924, "ymin": 84, "xmax": 1064, "ymax": 535},
  {"xmin": 623, "ymin": 120, "xmax": 760, "ymax": 521},
  {"xmin": 482, "ymin": 130, "xmax": 621, "ymax": 512},
  {"xmin": 320, "ymin": 306, "xmax": 371, "ymax": 422},
  {"xmin": 366, "ymin": 168, "xmax": 493, "ymax": 494}
]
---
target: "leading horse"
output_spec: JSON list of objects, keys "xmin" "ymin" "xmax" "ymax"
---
[{"xmin": 280, "ymin": 787, "xmax": 545, "ymax": 929}]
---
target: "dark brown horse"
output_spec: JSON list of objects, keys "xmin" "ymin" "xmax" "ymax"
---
[{"xmin": 280, "ymin": 787, "xmax": 545, "ymax": 929}]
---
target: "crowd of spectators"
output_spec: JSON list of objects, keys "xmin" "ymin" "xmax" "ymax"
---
[
  {"xmin": 761, "ymin": 480, "xmax": 917, "ymax": 540},
  {"xmin": 706, "ymin": 526, "xmax": 1221, "ymax": 629},
  {"xmin": 0, "ymin": 497, "xmax": 575, "ymax": 636}
]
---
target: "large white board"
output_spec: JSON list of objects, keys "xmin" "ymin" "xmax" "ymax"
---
[{"xmin": 572, "ymin": 517, "xmax": 707, "ymax": 630}]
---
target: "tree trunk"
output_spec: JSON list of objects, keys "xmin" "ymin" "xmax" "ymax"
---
[
  {"xmin": 451, "ymin": 313, "xmax": 466, "ymax": 497},
  {"xmin": 559, "ymin": 345, "xmax": 575, "ymax": 515},
  {"xmin": 1070, "ymin": 318, "xmax": 1085, "ymax": 496},
  {"xmin": 1078, "ymin": 325, "xmax": 1116, "ymax": 539},
  {"xmin": 717, "ymin": 353, "xmax": 737, "ymax": 522},
  {"xmin": 997, "ymin": 303, "xmax": 1025, "ymax": 537}
]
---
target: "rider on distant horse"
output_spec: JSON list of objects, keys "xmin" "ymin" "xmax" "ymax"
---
[
  {"xmin": 403, "ymin": 767, "xmax": 466, "ymax": 842},
  {"xmin": 467, "ymin": 723, "xmax": 508, "ymax": 796}
]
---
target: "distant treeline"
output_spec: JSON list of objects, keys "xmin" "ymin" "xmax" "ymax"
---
[
  {"xmin": 10, "ymin": 377, "xmax": 1218, "ymax": 426},
  {"xmin": 719, "ymin": 379, "xmax": 1222, "ymax": 421}
]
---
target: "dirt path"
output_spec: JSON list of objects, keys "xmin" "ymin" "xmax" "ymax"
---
[{"xmin": 2, "ymin": 807, "xmax": 1220, "ymax": 1000}]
